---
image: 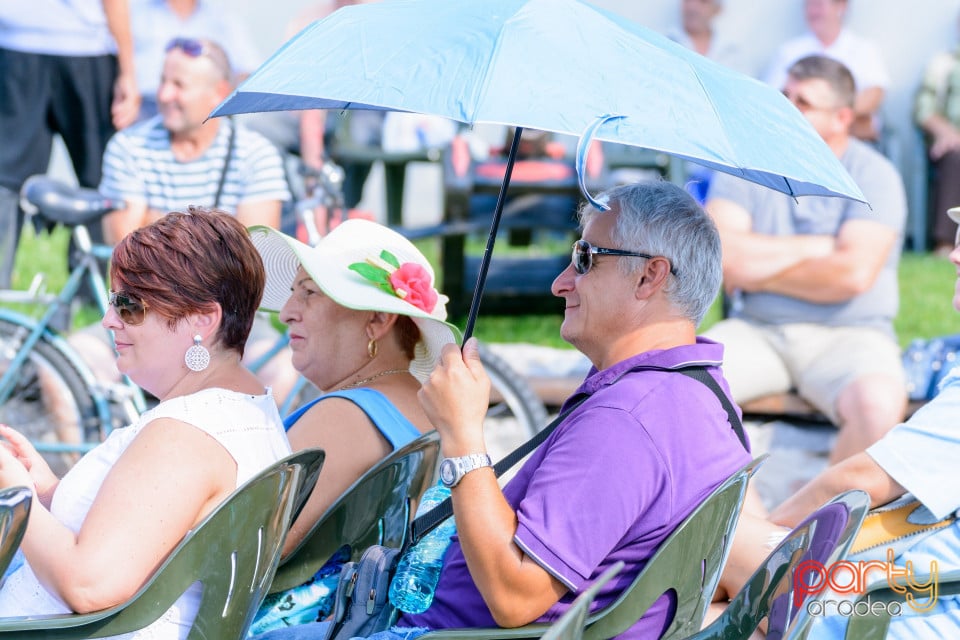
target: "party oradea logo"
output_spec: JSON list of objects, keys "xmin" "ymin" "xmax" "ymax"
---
[{"xmin": 794, "ymin": 549, "xmax": 938, "ymax": 618}]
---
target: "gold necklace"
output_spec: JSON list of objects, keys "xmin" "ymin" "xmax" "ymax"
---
[{"xmin": 339, "ymin": 368, "xmax": 410, "ymax": 390}]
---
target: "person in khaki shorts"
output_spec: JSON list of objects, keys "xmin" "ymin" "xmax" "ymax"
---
[{"xmin": 703, "ymin": 54, "xmax": 907, "ymax": 465}]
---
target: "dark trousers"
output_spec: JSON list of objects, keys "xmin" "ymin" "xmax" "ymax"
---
[
  {"xmin": 0, "ymin": 47, "xmax": 117, "ymax": 287},
  {"xmin": 931, "ymin": 149, "xmax": 960, "ymax": 247}
]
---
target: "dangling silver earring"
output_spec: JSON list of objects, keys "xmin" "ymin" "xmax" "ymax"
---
[{"xmin": 185, "ymin": 334, "xmax": 210, "ymax": 372}]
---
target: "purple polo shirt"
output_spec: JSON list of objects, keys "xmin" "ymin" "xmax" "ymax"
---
[{"xmin": 401, "ymin": 338, "xmax": 751, "ymax": 638}]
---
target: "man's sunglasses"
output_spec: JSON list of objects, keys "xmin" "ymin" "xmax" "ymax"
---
[
  {"xmin": 571, "ymin": 239, "xmax": 678, "ymax": 276},
  {"xmin": 109, "ymin": 291, "xmax": 148, "ymax": 326},
  {"xmin": 165, "ymin": 37, "xmax": 208, "ymax": 58}
]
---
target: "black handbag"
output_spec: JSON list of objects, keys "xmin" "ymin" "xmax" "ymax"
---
[{"xmin": 325, "ymin": 545, "xmax": 402, "ymax": 640}]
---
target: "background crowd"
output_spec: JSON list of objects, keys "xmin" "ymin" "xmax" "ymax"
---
[{"xmin": 6, "ymin": 0, "xmax": 959, "ymax": 260}]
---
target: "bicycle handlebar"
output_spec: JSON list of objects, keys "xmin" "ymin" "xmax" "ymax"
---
[{"xmin": 19, "ymin": 175, "xmax": 125, "ymax": 228}]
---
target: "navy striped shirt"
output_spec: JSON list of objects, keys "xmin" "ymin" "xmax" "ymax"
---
[{"xmin": 99, "ymin": 116, "xmax": 291, "ymax": 214}]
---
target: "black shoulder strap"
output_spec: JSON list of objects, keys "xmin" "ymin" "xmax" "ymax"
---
[
  {"xmin": 676, "ymin": 367, "xmax": 748, "ymax": 451},
  {"xmin": 213, "ymin": 117, "xmax": 236, "ymax": 209},
  {"xmin": 408, "ymin": 365, "xmax": 747, "ymax": 547},
  {"xmin": 408, "ymin": 393, "xmax": 588, "ymax": 547}
]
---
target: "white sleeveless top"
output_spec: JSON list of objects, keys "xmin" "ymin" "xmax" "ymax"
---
[{"xmin": 0, "ymin": 388, "xmax": 292, "ymax": 639}]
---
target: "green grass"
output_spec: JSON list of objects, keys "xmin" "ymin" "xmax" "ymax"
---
[{"xmin": 12, "ymin": 226, "xmax": 960, "ymax": 349}]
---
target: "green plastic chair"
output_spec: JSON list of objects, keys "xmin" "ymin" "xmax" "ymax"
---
[
  {"xmin": 687, "ymin": 489, "xmax": 870, "ymax": 640},
  {"xmin": 843, "ymin": 565, "xmax": 960, "ymax": 638},
  {"xmin": 0, "ymin": 448, "xmax": 324, "ymax": 639},
  {"xmin": 420, "ymin": 455, "xmax": 766, "ymax": 640},
  {"xmin": 541, "ymin": 562, "xmax": 624, "ymax": 640},
  {"xmin": 270, "ymin": 430, "xmax": 441, "ymax": 593},
  {"xmin": 0, "ymin": 486, "xmax": 31, "ymax": 579}
]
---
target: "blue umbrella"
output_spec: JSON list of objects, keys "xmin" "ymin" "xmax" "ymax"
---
[{"xmin": 211, "ymin": 0, "xmax": 867, "ymax": 338}]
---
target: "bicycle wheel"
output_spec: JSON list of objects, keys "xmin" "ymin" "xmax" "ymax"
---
[
  {"xmin": 477, "ymin": 342, "xmax": 548, "ymax": 461},
  {"xmin": 0, "ymin": 318, "xmax": 102, "ymax": 474}
]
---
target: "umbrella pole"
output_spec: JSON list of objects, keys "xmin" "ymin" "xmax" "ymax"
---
[{"xmin": 461, "ymin": 126, "xmax": 524, "ymax": 343}]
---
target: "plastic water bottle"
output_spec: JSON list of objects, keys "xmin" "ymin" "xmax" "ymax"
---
[{"xmin": 388, "ymin": 482, "xmax": 456, "ymax": 613}]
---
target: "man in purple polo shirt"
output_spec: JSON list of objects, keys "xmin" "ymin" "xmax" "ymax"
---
[
  {"xmin": 408, "ymin": 180, "xmax": 752, "ymax": 639},
  {"xmin": 253, "ymin": 180, "xmax": 752, "ymax": 640}
]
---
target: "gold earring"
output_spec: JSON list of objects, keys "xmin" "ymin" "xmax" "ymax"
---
[{"xmin": 367, "ymin": 338, "xmax": 378, "ymax": 359}]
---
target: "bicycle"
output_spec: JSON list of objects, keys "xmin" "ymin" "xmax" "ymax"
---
[{"xmin": 0, "ymin": 176, "xmax": 148, "ymax": 473}]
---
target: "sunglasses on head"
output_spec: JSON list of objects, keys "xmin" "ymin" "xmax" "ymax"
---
[
  {"xmin": 109, "ymin": 291, "xmax": 148, "ymax": 326},
  {"xmin": 165, "ymin": 37, "xmax": 208, "ymax": 58},
  {"xmin": 571, "ymin": 239, "xmax": 678, "ymax": 276}
]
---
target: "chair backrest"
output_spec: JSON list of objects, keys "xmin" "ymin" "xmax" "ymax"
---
[
  {"xmin": 0, "ymin": 449, "xmax": 319, "ymax": 639},
  {"xmin": 580, "ymin": 456, "xmax": 762, "ymax": 640},
  {"xmin": 0, "ymin": 486, "xmax": 31, "ymax": 579},
  {"xmin": 541, "ymin": 562, "xmax": 624, "ymax": 640},
  {"xmin": 689, "ymin": 489, "xmax": 870, "ymax": 640},
  {"xmin": 289, "ymin": 448, "xmax": 327, "ymax": 523},
  {"xmin": 270, "ymin": 430, "xmax": 441, "ymax": 593}
]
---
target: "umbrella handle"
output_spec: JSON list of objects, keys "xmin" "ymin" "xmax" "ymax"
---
[
  {"xmin": 461, "ymin": 126, "xmax": 524, "ymax": 344},
  {"xmin": 576, "ymin": 114, "xmax": 625, "ymax": 211}
]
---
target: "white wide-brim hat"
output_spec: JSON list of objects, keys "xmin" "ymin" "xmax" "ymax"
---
[
  {"xmin": 249, "ymin": 220, "xmax": 461, "ymax": 382},
  {"xmin": 949, "ymin": 207, "xmax": 960, "ymax": 225}
]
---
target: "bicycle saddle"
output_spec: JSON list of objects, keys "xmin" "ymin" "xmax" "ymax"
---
[{"xmin": 19, "ymin": 175, "xmax": 123, "ymax": 227}]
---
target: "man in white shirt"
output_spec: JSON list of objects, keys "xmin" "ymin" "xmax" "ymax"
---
[{"xmin": 99, "ymin": 37, "xmax": 289, "ymax": 243}]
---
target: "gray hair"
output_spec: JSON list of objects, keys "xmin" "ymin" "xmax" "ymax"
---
[{"xmin": 579, "ymin": 180, "xmax": 722, "ymax": 325}]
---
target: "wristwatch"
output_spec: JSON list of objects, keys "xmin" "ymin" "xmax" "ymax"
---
[{"xmin": 439, "ymin": 453, "xmax": 493, "ymax": 488}]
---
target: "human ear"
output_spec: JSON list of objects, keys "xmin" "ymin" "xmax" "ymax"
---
[
  {"xmin": 366, "ymin": 311, "xmax": 399, "ymax": 341},
  {"xmin": 190, "ymin": 303, "xmax": 223, "ymax": 342},
  {"xmin": 634, "ymin": 257, "xmax": 672, "ymax": 299}
]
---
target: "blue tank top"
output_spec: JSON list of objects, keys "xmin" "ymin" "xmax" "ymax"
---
[{"xmin": 283, "ymin": 387, "xmax": 421, "ymax": 450}]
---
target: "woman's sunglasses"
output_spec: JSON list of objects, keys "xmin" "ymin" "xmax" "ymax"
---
[
  {"xmin": 109, "ymin": 291, "xmax": 148, "ymax": 326},
  {"xmin": 571, "ymin": 239, "xmax": 677, "ymax": 276}
]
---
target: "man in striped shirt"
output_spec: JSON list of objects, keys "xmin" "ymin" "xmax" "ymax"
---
[{"xmin": 99, "ymin": 37, "xmax": 290, "ymax": 244}]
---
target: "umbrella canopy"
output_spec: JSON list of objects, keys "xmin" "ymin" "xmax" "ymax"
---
[
  {"xmin": 212, "ymin": 0, "xmax": 865, "ymax": 203},
  {"xmin": 210, "ymin": 0, "xmax": 868, "ymax": 338}
]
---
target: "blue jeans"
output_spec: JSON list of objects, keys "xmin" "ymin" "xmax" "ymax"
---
[{"xmin": 251, "ymin": 622, "xmax": 429, "ymax": 640}]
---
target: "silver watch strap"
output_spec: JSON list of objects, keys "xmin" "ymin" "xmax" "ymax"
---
[{"xmin": 457, "ymin": 452, "xmax": 492, "ymax": 474}]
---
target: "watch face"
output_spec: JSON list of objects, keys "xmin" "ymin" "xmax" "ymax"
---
[{"xmin": 439, "ymin": 459, "xmax": 458, "ymax": 486}]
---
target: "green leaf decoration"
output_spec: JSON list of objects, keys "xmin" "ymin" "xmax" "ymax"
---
[
  {"xmin": 349, "ymin": 262, "xmax": 390, "ymax": 285},
  {"xmin": 380, "ymin": 250, "xmax": 401, "ymax": 269}
]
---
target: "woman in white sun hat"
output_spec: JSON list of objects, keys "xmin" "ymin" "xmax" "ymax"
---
[{"xmin": 248, "ymin": 219, "xmax": 459, "ymax": 575}]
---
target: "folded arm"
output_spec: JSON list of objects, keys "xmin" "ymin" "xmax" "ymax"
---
[
  {"xmin": 705, "ymin": 197, "xmax": 834, "ymax": 292},
  {"xmin": 751, "ymin": 218, "xmax": 898, "ymax": 303}
]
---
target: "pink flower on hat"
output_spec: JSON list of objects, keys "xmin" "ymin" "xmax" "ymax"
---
[
  {"xmin": 349, "ymin": 250, "xmax": 439, "ymax": 313},
  {"xmin": 388, "ymin": 263, "xmax": 438, "ymax": 313}
]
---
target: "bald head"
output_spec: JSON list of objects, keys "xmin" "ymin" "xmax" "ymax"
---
[
  {"xmin": 158, "ymin": 38, "xmax": 235, "ymax": 135},
  {"xmin": 164, "ymin": 38, "xmax": 234, "ymax": 85}
]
